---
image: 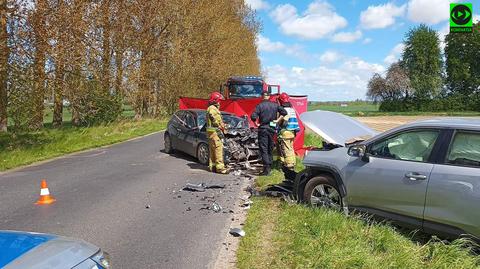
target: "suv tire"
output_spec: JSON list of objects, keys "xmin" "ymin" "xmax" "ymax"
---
[
  {"xmin": 164, "ymin": 133, "xmax": 174, "ymax": 154},
  {"xmin": 197, "ymin": 143, "xmax": 209, "ymax": 165},
  {"xmin": 303, "ymin": 175, "xmax": 343, "ymax": 210}
]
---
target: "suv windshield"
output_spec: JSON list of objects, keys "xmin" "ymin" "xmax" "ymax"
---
[
  {"xmin": 229, "ymin": 83, "xmax": 264, "ymax": 98},
  {"xmin": 196, "ymin": 112, "xmax": 248, "ymax": 129}
]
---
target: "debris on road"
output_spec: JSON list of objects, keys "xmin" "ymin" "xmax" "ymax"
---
[
  {"xmin": 229, "ymin": 228, "xmax": 245, "ymax": 237},
  {"xmin": 212, "ymin": 202, "xmax": 222, "ymax": 213},
  {"xmin": 183, "ymin": 183, "xmax": 207, "ymax": 192},
  {"xmin": 182, "ymin": 183, "xmax": 226, "ymax": 192},
  {"xmin": 145, "ymin": 204, "xmax": 151, "ymax": 209}
]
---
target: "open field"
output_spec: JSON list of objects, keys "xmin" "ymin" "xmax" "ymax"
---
[
  {"xmin": 356, "ymin": 115, "xmax": 436, "ymax": 132},
  {"xmin": 238, "ymin": 116, "xmax": 480, "ymax": 269},
  {"xmin": 308, "ymin": 102, "xmax": 480, "ymax": 117}
]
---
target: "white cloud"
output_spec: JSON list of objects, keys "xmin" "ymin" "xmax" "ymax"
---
[
  {"xmin": 319, "ymin": 50, "xmax": 341, "ymax": 63},
  {"xmin": 360, "ymin": 3, "xmax": 406, "ymax": 29},
  {"xmin": 263, "ymin": 58, "xmax": 385, "ymax": 101},
  {"xmin": 384, "ymin": 43, "xmax": 405, "ymax": 64},
  {"xmin": 256, "ymin": 34, "xmax": 285, "ymax": 52},
  {"xmin": 270, "ymin": 0, "xmax": 347, "ymax": 40},
  {"xmin": 362, "ymin": 38, "xmax": 372, "ymax": 44},
  {"xmin": 407, "ymin": 0, "xmax": 458, "ymax": 25},
  {"xmin": 256, "ymin": 34, "xmax": 307, "ymax": 59},
  {"xmin": 245, "ymin": 0, "xmax": 270, "ymax": 10},
  {"xmin": 331, "ymin": 30, "xmax": 362, "ymax": 43}
]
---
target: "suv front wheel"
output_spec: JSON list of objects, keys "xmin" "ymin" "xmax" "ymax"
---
[{"xmin": 303, "ymin": 176, "xmax": 343, "ymax": 211}]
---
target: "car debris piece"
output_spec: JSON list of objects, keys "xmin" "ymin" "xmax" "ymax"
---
[
  {"xmin": 145, "ymin": 204, "xmax": 151, "ymax": 209},
  {"xmin": 183, "ymin": 183, "xmax": 206, "ymax": 192},
  {"xmin": 205, "ymin": 184, "xmax": 225, "ymax": 189},
  {"xmin": 212, "ymin": 202, "xmax": 222, "ymax": 213},
  {"xmin": 229, "ymin": 228, "xmax": 246, "ymax": 237}
]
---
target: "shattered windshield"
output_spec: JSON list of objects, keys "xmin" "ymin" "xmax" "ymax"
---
[
  {"xmin": 223, "ymin": 114, "xmax": 249, "ymax": 129},
  {"xmin": 196, "ymin": 112, "xmax": 248, "ymax": 129},
  {"xmin": 229, "ymin": 83, "xmax": 263, "ymax": 98}
]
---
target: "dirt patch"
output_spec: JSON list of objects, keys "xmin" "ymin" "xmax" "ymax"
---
[{"xmin": 355, "ymin": 116, "xmax": 437, "ymax": 132}]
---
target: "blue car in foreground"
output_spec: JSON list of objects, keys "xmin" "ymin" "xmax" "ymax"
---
[{"xmin": 0, "ymin": 230, "xmax": 110, "ymax": 269}]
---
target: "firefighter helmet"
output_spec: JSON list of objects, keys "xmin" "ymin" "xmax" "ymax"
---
[
  {"xmin": 209, "ymin": 92, "xmax": 224, "ymax": 103},
  {"xmin": 279, "ymin": 92, "xmax": 290, "ymax": 104}
]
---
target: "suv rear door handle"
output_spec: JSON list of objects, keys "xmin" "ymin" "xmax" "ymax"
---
[{"xmin": 405, "ymin": 173, "xmax": 427, "ymax": 181}]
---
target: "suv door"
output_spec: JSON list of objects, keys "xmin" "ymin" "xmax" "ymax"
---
[
  {"xmin": 180, "ymin": 111, "xmax": 197, "ymax": 156},
  {"xmin": 424, "ymin": 130, "xmax": 480, "ymax": 238},
  {"xmin": 169, "ymin": 111, "xmax": 185, "ymax": 150},
  {"xmin": 345, "ymin": 129, "xmax": 440, "ymax": 227}
]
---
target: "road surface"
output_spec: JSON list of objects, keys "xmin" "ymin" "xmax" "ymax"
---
[{"xmin": 0, "ymin": 132, "xmax": 244, "ymax": 268}]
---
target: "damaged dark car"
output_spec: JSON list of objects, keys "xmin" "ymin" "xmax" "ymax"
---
[{"xmin": 164, "ymin": 109, "xmax": 260, "ymax": 166}]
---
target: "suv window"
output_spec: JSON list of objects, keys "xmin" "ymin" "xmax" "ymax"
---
[
  {"xmin": 446, "ymin": 131, "xmax": 480, "ymax": 168},
  {"xmin": 172, "ymin": 111, "xmax": 185, "ymax": 125},
  {"xmin": 184, "ymin": 112, "xmax": 195, "ymax": 128},
  {"xmin": 369, "ymin": 130, "xmax": 439, "ymax": 162}
]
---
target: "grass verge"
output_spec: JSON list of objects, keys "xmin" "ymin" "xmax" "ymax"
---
[
  {"xmin": 238, "ymin": 163, "xmax": 480, "ymax": 269},
  {"xmin": 0, "ymin": 119, "xmax": 167, "ymax": 171}
]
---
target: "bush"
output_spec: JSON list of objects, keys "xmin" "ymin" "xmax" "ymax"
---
[{"xmin": 71, "ymin": 80, "xmax": 123, "ymax": 126}]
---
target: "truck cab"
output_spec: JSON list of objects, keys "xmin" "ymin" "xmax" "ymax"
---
[{"xmin": 223, "ymin": 76, "xmax": 280, "ymax": 99}]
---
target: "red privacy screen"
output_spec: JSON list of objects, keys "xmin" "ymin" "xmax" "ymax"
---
[{"xmin": 179, "ymin": 95, "xmax": 308, "ymax": 154}]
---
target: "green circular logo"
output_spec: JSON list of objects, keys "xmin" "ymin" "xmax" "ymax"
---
[{"xmin": 451, "ymin": 4, "xmax": 472, "ymax": 25}]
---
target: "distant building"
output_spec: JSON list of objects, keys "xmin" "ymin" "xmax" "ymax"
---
[{"xmin": 340, "ymin": 103, "xmax": 348, "ymax": 107}]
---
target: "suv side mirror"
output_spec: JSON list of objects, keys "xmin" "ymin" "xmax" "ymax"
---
[{"xmin": 348, "ymin": 144, "xmax": 369, "ymax": 162}]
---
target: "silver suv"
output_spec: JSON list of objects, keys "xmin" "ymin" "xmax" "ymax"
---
[{"xmin": 296, "ymin": 111, "xmax": 480, "ymax": 239}]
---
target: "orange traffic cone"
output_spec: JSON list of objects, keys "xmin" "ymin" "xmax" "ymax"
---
[{"xmin": 35, "ymin": 179, "xmax": 56, "ymax": 205}]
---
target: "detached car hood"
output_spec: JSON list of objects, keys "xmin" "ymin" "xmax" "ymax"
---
[{"xmin": 300, "ymin": 110, "xmax": 378, "ymax": 146}]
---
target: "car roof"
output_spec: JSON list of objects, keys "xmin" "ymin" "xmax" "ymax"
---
[{"xmin": 400, "ymin": 118, "xmax": 480, "ymax": 130}]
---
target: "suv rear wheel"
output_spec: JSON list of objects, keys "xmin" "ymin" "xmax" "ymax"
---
[
  {"xmin": 197, "ymin": 143, "xmax": 209, "ymax": 165},
  {"xmin": 303, "ymin": 176, "xmax": 343, "ymax": 211},
  {"xmin": 164, "ymin": 133, "xmax": 174, "ymax": 154}
]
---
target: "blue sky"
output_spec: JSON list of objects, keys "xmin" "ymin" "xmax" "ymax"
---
[{"xmin": 247, "ymin": 0, "xmax": 479, "ymax": 101}]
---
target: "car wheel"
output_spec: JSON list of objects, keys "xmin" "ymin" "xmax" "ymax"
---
[
  {"xmin": 303, "ymin": 176, "xmax": 343, "ymax": 211},
  {"xmin": 197, "ymin": 143, "xmax": 209, "ymax": 165},
  {"xmin": 164, "ymin": 133, "xmax": 174, "ymax": 154}
]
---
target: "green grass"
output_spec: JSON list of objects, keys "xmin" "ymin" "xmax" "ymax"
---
[
  {"xmin": 238, "ymin": 196, "xmax": 480, "ymax": 269},
  {"xmin": 308, "ymin": 102, "xmax": 480, "ymax": 117},
  {"xmin": 0, "ymin": 119, "xmax": 167, "ymax": 171},
  {"xmin": 237, "ymin": 135, "xmax": 480, "ymax": 269}
]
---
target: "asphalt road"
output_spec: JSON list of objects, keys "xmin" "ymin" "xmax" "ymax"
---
[{"xmin": 0, "ymin": 132, "xmax": 245, "ymax": 268}]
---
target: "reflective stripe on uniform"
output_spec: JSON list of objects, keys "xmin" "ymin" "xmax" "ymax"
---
[{"xmin": 284, "ymin": 107, "xmax": 300, "ymax": 131}]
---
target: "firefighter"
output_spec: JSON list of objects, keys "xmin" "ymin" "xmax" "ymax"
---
[
  {"xmin": 277, "ymin": 93, "xmax": 300, "ymax": 180},
  {"xmin": 251, "ymin": 90, "xmax": 287, "ymax": 176},
  {"xmin": 206, "ymin": 92, "xmax": 228, "ymax": 174}
]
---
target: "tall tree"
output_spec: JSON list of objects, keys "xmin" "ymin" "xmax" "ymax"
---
[
  {"xmin": 30, "ymin": 0, "xmax": 48, "ymax": 129},
  {"xmin": 101, "ymin": 0, "xmax": 111, "ymax": 92},
  {"xmin": 402, "ymin": 24, "xmax": 442, "ymax": 100},
  {"xmin": 445, "ymin": 22, "xmax": 480, "ymax": 97},
  {"xmin": 0, "ymin": 0, "xmax": 7, "ymax": 132}
]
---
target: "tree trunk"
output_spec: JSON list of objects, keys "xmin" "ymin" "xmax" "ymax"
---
[
  {"xmin": 0, "ymin": 0, "xmax": 8, "ymax": 132},
  {"xmin": 31, "ymin": 0, "xmax": 47, "ymax": 130},
  {"xmin": 114, "ymin": 48, "xmax": 123, "ymax": 96},
  {"xmin": 101, "ymin": 0, "xmax": 111, "ymax": 92},
  {"xmin": 52, "ymin": 63, "xmax": 64, "ymax": 127}
]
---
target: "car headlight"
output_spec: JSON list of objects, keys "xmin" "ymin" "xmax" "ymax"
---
[{"xmin": 90, "ymin": 250, "xmax": 111, "ymax": 269}]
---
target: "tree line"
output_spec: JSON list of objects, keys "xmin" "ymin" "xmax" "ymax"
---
[
  {"xmin": 0, "ymin": 0, "xmax": 260, "ymax": 132},
  {"xmin": 367, "ymin": 23, "xmax": 480, "ymax": 112}
]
